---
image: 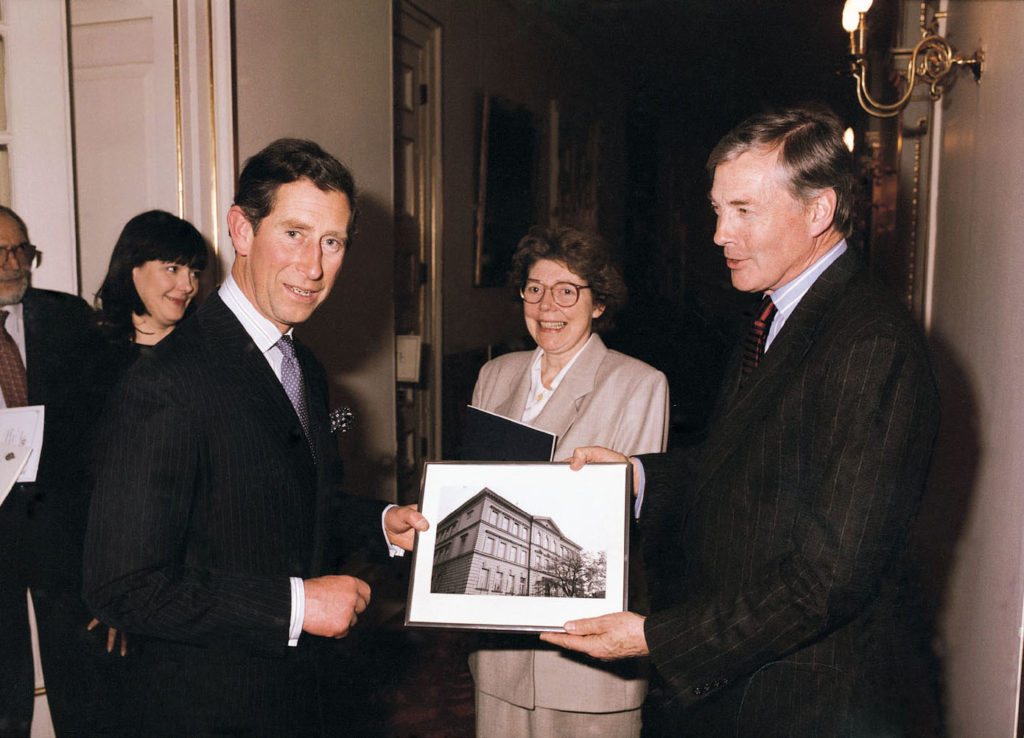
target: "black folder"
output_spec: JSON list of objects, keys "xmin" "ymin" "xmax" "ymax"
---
[{"xmin": 460, "ymin": 405, "xmax": 556, "ymax": 462}]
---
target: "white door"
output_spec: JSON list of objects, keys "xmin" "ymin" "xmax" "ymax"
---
[{"xmin": 70, "ymin": 0, "xmax": 236, "ymax": 301}]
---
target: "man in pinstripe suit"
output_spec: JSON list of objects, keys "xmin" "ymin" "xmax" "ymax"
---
[
  {"xmin": 84, "ymin": 139, "xmax": 427, "ymax": 737},
  {"xmin": 543, "ymin": 106, "xmax": 941, "ymax": 736}
]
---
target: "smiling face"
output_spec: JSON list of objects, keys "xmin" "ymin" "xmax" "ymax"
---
[
  {"xmin": 710, "ymin": 147, "xmax": 835, "ymax": 294},
  {"xmin": 523, "ymin": 259, "xmax": 604, "ymax": 366},
  {"xmin": 131, "ymin": 260, "xmax": 199, "ymax": 333},
  {"xmin": 228, "ymin": 178, "xmax": 350, "ymax": 333}
]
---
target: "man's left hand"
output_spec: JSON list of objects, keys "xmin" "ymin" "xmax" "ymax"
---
[
  {"xmin": 384, "ymin": 504, "xmax": 429, "ymax": 551},
  {"xmin": 539, "ymin": 611, "xmax": 649, "ymax": 660}
]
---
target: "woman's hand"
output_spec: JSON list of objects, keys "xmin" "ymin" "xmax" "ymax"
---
[{"xmin": 87, "ymin": 618, "xmax": 128, "ymax": 656}]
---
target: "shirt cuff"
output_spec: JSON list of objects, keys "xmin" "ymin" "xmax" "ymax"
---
[
  {"xmin": 288, "ymin": 577, "xmax": 305, "ymax": 646},
  {"xmin": 382, "ymin": 504, "xmax": 405, "ymax": 558},
  {"xmin": 632, "ymin": 457, "xmax": 647, "ymax": 519}
]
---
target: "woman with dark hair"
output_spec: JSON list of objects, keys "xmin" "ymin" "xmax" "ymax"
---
[
  {"xmin": 89, "ymin": 211, "xmax": 207, "ymax": 639},
  {"xmin": 469, "ymin": 226, "xmax": 669, "ymax": 737},
  {"xmin": 94, "ymin": 209, "xmax": 208, "ymax": 346}
]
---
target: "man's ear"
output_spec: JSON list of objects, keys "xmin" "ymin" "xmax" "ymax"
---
[
  {"xmin": 226, "ymin": 206, "xmax": 253, "ymax": 257},
  {"xmin": 807, "ymin": 188, "xmax": 837, "ymax": 238}
]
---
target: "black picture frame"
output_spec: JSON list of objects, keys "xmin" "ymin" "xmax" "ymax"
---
[{"xmin": 405, "ymin": 461, "xmax": 630, "ymax": 632}]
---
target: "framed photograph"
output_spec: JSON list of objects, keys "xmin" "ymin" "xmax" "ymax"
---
[{"xmin": 405, "ymin": 461, "xmax": 631, "ymax": 632}]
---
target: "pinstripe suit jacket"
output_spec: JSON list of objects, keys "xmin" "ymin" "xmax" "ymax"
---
[
  {"xmin": 638, "ymin": 249, "xmax": 940, "ymax": 735},
  {"xmin": 83, "ymin": 292, "xmax": 386, "ymax": 736}
]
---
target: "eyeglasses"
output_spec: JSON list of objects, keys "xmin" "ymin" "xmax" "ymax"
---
[
  {"xmin": 520, "ymin": 280, "xmax": 591, "ymax": 308},
  {"xmin": 0, "ymin": 243, "xmax": 41, "ymax": 268}
]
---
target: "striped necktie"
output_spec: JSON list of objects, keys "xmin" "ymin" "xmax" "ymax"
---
[
  {"xmin": 0, "ymin": 310, "xmax": 27, "ymax": 406},
  {"xmin": 741, "ymin": 295, "xmax": 777, "ymax": 377}
]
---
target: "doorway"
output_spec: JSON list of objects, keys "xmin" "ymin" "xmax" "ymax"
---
[{"xmin": 393, "ymin": 2, "xmax": 442, "ymax": 504}]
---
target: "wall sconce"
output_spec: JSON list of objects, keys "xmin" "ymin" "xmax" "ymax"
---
[{"xmin": 843, "ymin": 0, "xmax": 983, "ymax": 118}]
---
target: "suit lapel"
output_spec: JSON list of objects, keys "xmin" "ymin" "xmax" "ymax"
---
[
  {"xmin": 695, "ymin": 250, "xmax": 863, "ymax": 493},
  {"xmin": 494, "ymin": 352, "xmax": 536, "ymax": 420},
  {"xmin": 198, "ymin": 293, "xmax": 314, "ymax": 464},
  {"xmin": 294, "ymin": 336, "xmax": 333, "ymax": 577},
  {"xmin": 21, "ymin": 289, "xmax": 50, "ymax": 403},
  {"xmin": 532, "ymin": 334, "xmax": 607, "ymax": 439},
  {"xmin": 198, "ymin": 293, "xmax": 322, "ymax": 573}
]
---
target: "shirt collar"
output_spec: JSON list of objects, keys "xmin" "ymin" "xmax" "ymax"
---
[
  {"xmin": 218, "ymin": 273, "xmax": 291, "ymax": 352},
  {"xmin": 761, "ymin": 240, "xmax": 847, "ymax": 350},
  {"xmin": 768, "ymin": 239, "xmax": 847, "ymax": 319},
  {"xmin": 530, "ymin": 332, "xmax": 595, "ymax": 392}
]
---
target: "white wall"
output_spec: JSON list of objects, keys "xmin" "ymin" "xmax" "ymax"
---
[
  {"xmin": 234, "ymin": 0, "xmax": 397, "ymax": 501},
  {"xmin": 70, "ymin": 0, "xmax": 178, "ymax": 303},
  {"xmin": 925, "ymin": 2, "xmax": 1024, "ymax": 734},
  {"xmin": 4, "ymin": 0, "xmax": 77, "ymax": 294}
]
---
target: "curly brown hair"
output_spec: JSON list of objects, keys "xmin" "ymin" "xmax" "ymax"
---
[{"xmin": 509, "ymin": 226, "xmax": 627, "ymax": 332}]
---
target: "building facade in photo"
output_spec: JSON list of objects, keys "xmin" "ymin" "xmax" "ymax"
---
[{"xmin": 431, "ymin": 488, "xmax": 585, "ymax": 597}]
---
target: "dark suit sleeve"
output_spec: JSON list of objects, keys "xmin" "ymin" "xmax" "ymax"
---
[
  {"xmin": 639, "ymin": 325, "xmax": 939, "ymax": 709},
  {"xmin": 83, "ymin": 359, "xmax": 293, "ymax": 654}
]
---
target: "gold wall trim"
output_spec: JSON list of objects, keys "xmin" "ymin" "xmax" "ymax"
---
[
  {"xmin": 173, "ymin": 0, "xmax": 184, "ymax": 218},
  {"xmin": 206, "ymin": 0, "xmax": 219, "ymax": 257}
]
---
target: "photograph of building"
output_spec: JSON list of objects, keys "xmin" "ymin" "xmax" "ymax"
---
[{"xmin": 430, "ymin": 487, "xmax": 604, "ymax": 598}]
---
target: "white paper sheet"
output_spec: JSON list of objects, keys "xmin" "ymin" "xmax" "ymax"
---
[{"xmin": 0, "ymin": 405, "xmax": 45, "ymax": 497}]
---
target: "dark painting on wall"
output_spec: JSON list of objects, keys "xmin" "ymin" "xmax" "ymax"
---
[{"xmin": 474, "ymin": 95, "xmax": 537, "ymax": 287}]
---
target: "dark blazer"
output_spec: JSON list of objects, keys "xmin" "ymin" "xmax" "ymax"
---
[
  {"xmin": 0, "ymin": 287, "xmax": 106, "ymax": 737},
  {"xmin": 638, "ymin": 249, "xmax": 941, "ymax": 736},
  {"xmin": 83, "ymin": 292, "xmax": 387, "ymax": 737}
]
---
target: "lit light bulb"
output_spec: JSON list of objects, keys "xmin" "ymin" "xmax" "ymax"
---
[
  {"xmin": 842, "ymin": 0, "xmax": 862, "ymax": 32},
  {"xmin": 842, "ymin": 0, "xmax": 873, "ymax": 33},
  {"xmin": 843, "ymin": 127, "xmax": 855, "ymax": 153}
]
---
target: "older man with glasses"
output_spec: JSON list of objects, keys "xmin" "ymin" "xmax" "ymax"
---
[{"xmin": 0, "ymin": 205, "xmax": 113, "ymax": 737}]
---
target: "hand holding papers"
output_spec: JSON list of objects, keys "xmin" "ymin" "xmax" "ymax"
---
[{"xmin": 0, "ymin": 405, "xmax": 44, "ymax": 506}]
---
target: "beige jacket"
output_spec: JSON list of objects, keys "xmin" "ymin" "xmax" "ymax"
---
[{"xmin": 469, "ymin": 334, "xmax": 669, "ymax": 712}]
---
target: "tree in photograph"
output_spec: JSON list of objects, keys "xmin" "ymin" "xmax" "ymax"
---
[
  {"xmin": 582, "ymin": 550, "xmax": 606, "ymax": 598},
  {"xmin": 535, "ymin": 550, "xmax": 606, "ymax": 598}
]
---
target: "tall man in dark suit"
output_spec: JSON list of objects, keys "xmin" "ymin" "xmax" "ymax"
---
[
  {"xmin": 84, "ymin": 139, "xmax": 428, "ymax": 737},
  {"xmin": 0, "ymin": 206, "xmax": 111, "ymax": 736},
  {"xmin": 542, "ymin": 106, "xmax": 941, "ymax": 735}
]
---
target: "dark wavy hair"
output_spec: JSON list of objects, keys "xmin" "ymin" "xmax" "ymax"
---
[
  {"xmin": 94, "ymin": 210, "xmax": 208, "ymax": 342},
  {"xmin": 234, "ymin": 138, "xmax": 357, "ymax": 236},
  {"xmin": 707, "ymin": 103, "xmax": 855, "ymax": 238},
  {"xmin": 509, "ymin": 226, "xmax": 627, "ymax": 332}
]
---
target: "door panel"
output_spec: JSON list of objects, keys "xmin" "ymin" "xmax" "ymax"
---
[{"xmin": 394, "ymin": 3, "xmax": 442, "ymax": 504}]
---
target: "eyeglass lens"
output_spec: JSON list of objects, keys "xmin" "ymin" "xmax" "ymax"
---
[
  {"xmin": 0, "ymin": 243, "xmax": 35, "ymax": 264},
  {"xmin": 521, "ymin": 281, "xmax": 582, "ymax": 307}
]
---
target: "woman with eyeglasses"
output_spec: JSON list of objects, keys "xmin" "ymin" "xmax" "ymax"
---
[{"xmin": 468, "ymin": 226, "xmax": 668, "ymax": 737}]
